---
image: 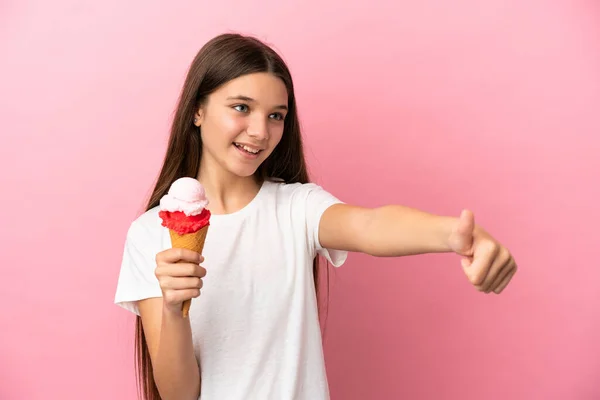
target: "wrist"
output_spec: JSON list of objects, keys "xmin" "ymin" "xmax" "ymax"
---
[
  {"xmin": 438, "ymin": 215, "xmax": 459, "ymax": 252},
  {"xmin": 162, "ymin": 302, "xmax": 185, "ymax": 319}
]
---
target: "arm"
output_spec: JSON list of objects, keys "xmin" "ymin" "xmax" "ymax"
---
[
  {"xmin": 319, "ymin": 203, "xmax": 517, "ymax": 294},
  {"xmin": 138, "ymin": 298, "xmax": 200, "ymax": 400},
  {"xmin": 319, "ymin": 203, "xmax": 456, "ymax": 257}
]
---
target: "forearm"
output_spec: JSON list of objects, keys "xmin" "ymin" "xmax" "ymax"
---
[
  {"xmin": 364, "ymin": 205, "xmax": 456, "ymax": 257},
  {"xmin": 154, "ymin": 306, "xmax": 201, "ymax": 400}
]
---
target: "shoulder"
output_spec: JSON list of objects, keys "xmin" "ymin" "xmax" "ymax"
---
[
  {"xmin": 125, "ymin": 206, "xmax": 165, "ymax": 248},
  {"xmin": 264, "ymin": 178, "xmax": 334, "ymax": 204},
  {"xmin": 263, "ymin": 179, "xmax": 345, "ymax": 227}
]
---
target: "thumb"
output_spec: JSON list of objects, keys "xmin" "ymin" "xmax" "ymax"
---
[
  {"xmin": 461, "ymin": 256, "xmax": 472, "ymax": 269},
  {"xmin": 451, "ymin": 209, "xmax": 475, "ymax": 256}
]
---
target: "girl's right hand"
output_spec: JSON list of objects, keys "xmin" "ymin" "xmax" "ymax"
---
[{"xmin": 155, "ymin": 248, "xmax": 206, "ymax": 314}]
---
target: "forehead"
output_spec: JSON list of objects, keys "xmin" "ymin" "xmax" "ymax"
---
[{"xmin": 212, "ymin": 72, "xmax": 288, "ymax": 105}]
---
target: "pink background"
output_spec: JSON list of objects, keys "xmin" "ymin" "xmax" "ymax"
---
[{"xmin": 2, "ymin": 1, "xmax": 599, "ymax": 399}]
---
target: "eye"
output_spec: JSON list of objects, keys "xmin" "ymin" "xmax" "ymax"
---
[
  {"xmin": 233, "ymin": 104, "xmax": 249, "ymax": 113},
  {"xmin": 270, "ymin": 112, "xmax": 285, "ymax": 121}
]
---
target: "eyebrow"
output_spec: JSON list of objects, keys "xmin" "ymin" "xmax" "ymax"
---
[{"xmin": 226, "ymin": 95, "xmax": 288, "ymax": 111}]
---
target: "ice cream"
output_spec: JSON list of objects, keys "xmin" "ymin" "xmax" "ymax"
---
[{"xmin": 159, "ymin": 177, "xmax": 211, "ymax": 317}]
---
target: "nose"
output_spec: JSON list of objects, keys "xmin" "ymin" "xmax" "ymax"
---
[{"xmin": 247, "ymin": 115, "xmax": 269, "ymax": 141}]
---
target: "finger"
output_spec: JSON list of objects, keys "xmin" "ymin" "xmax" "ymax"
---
[
  {"xmin": 161, "ymin": 276, "xmax": 204, "ymax": 290},
  {"xmin": 464, "ymin": 243, "xmax": 498, "ymax": 287},
  {"xmin": 493, "ymin": 266, "xmax": 516, "ymax": 294},
  {"xmin": 480, "ymin": 250, "xmax": 512, "ymax": 293},
  {"xmin": 156, "ymin": 263, "xmax": 206, "ymax": 278},
  {"xmin": 453, "ymin": 210, "xmax": 475, "ymax": 255},
  {"xmin": 461, "ymin": 257, "xmax": 472, "ymax": 269},
  {"xmin": 196, "ymin": 265, "xmax": 207, "ymax": 278},
  {"xmin": 158, "ymin": 248, "xmax": 203, "ymax": 264},
  {"xmin": 164, "ymin": 288, "xmax": 201, "ymax": 305},
  {"xmin": 487, "ymin": 257, "xmax": 515, "ymax": 293}
]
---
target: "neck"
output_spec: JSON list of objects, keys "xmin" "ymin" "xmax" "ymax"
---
[{"xmin": 196, "ymin": 156, "xmax": 262, "ymax": 215}]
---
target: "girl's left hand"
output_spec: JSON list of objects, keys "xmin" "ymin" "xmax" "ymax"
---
[{"xmin": 447, "ymin": 209, "xmax": 517, "ymax": 294}]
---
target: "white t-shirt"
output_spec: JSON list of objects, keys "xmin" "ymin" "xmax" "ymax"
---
[{"xmin": 114, "ymin": 179, "xmax": 348, "ymax": 400}]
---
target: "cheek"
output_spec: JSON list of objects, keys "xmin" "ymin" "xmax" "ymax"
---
[
  {"xmin": 268, "ymin": 125, "xmax": 285, "ymax": 145},
  {"xmin": 218, "ymin": 113, "xmax": 245, "ymax": 139},
  {"xmin": 204, "ymin": 111, "xmax": 244, "ymax": 143}
]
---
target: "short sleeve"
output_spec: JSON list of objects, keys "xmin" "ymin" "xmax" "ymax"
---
[
  {"xmin": 304, "ymin": 183, "xmax": 349, "ymax": 267},
  {"xmin": 113, "ymin": 222, "xmax": 163, "ymax": 315}
]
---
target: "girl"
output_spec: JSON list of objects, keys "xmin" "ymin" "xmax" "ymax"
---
[{"xmin": 114, "ymin": 33, "xmax": 517, "ymax": 400}]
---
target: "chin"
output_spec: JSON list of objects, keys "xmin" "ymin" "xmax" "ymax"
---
[{"xmin": 228, "ymin": 163, "xmax": 262, "ymax": 178}]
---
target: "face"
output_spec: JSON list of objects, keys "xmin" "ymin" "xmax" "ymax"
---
[{"xmin": 195, "ymin": 72, "xmax": 289, "ymax": 179}]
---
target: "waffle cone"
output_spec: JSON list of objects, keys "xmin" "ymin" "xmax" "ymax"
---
[{"xmin": 169, "ymin": 225, "xmax": 209, "ymax": 317}]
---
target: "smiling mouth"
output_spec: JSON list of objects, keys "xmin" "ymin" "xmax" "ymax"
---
[{"xmin": 233, "ymin": 142, "xmax": 263, "ymax": 155}]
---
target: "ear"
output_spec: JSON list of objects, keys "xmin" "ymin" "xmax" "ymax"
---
[{"xmin": 194, "ymin": 107, "xmax": 204, "ymax": 127}]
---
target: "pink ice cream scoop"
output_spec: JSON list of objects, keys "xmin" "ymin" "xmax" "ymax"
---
[{"xmin": 159, "ymin": 177, "xmax": 209, "ymax": 216}]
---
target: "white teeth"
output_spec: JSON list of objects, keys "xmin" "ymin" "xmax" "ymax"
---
[
  {"xmin": 235, "ymin": 143, "xmax": 260, "ymax": 154},
  {"xmin": 243, "ymin": 145, "xmax": 259, "ymax": 154}
]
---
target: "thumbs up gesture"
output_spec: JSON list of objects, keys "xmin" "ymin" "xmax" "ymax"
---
[{"xmin": 447, "ymin": 210, "xmax": 517, "ymax": 294}]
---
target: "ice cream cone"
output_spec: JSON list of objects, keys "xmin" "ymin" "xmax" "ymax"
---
[
  {"xmin": 169, "ymin": 225, "xmax": 209, "ymax": 317},
  {"xmin": 159, "ymin": 177, "xmax": 212, "ymax": 318}
]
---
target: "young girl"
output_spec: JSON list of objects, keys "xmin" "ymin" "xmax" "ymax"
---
[{"xmin": 114, "ymin": 33, "xmax": 517, "ymax": 400}]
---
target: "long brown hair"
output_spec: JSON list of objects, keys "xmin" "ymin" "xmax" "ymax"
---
[{"xmin": 134, "ymin": 33, "xmax": 329, "ymax": 400}]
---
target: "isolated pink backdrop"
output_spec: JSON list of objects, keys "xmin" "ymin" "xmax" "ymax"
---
[{"xmin": 1, "ymin": 1, "xmax": 599, "ymax": 399}]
